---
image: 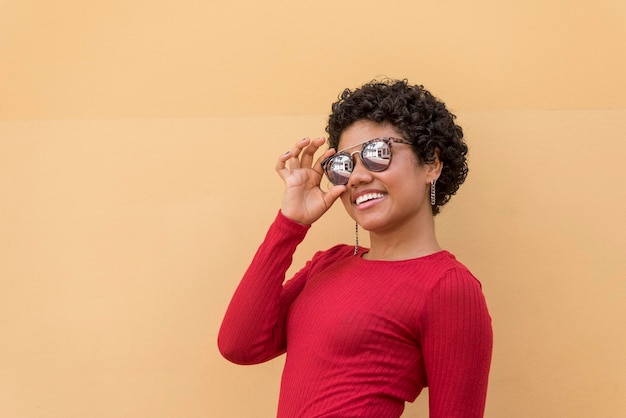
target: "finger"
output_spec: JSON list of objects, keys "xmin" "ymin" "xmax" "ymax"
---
[
  {"xmin": 323, "ymin": 184, "xmax": 347, "ymax": 207},
  {"xmin": 275, "ymin": 150, "xmax": 293, "ymax": 179},
  {"xmin": 286, "ymin": 137, "xmax": 311, "ymax": 171},
  {"xmin": 275, "ymin": 137, "xmax": 311, "ymax": 179},
  {"xmin": 291, "ymin": 137, "xmax": 311, "ymax": 156},
  {"xmin": 300, "ymin": 137, "xmax": 326, "ymax": 168}
]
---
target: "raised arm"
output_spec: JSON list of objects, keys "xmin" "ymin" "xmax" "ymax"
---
[
  {"xmin": 217, "ymin": 211, "xmax": 310, "ymax": 364},
  {"xmin": 218, "ymin": 137, "xmax": 346, "ymax": 364}
]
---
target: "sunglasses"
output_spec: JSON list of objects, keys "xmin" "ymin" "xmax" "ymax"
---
[{"xmin": 321, "ymin": 137, "xmax": 413, "ymax": 186}]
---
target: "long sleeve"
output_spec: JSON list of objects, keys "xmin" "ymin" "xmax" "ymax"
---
[
  {"xmin": 217, "ymin": 211, "xmax": 311, "ymax": 365},
  {"xmin": 421, "ymin": 269, "xmax": 493, "ymax": 418}
]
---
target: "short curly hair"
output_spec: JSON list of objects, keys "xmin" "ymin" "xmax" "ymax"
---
[{"xmin": 326, "ymin": 79, "xmax": 468, "ymax": 215}]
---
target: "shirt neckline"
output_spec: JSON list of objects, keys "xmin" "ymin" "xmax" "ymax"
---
[{"xmin": 355, "ymin": 249, "xmax": 449, "ymax": 263}]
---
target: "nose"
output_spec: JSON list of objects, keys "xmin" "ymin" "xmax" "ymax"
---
[{"xmin": 347, "ymin": 153, "xmax": 373, "ymax": 187}]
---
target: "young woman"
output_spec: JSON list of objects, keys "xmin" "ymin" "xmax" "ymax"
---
[{"xmin": 218, "ymin": 79, "xmax": 493, "ymax": 417}]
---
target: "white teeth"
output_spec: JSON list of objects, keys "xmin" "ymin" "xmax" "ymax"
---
[{"xmin": 355, "ymin": 193, "xmax": 384, "ymax": 205}]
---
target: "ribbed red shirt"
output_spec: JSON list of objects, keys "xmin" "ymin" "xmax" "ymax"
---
[{"xmin": 219, "ymin": 211, "xmax": 492, "ymax": 417}]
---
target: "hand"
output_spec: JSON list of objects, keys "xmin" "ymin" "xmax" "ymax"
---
[{"xmin": 276, "ymin": 137, "xmax": 346, "ymax": 225}]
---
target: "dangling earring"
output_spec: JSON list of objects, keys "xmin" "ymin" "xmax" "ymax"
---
[
  {"xmin": 430, "ymin": 179, "xmax": 436, "ymax": 206},
  {"xmin": 354, "ymin": 221, "xmax": 359, "ymax": 256}
]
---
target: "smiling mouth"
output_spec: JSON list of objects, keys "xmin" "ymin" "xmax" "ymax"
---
[{"xmin": 355, "ymin": 193, "xmax": 385, "ymax": 205}]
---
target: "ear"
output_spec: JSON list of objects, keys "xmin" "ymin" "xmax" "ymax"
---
[{"xmin": 425, "ymin": 148, "xmax": 443, "ymax": 182}]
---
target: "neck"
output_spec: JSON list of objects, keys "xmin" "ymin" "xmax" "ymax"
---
[{"xmin": 363, "ymin": 213, "xmax": 441, "ymax": 261}]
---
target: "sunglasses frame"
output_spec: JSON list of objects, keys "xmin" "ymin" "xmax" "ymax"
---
[{"xmin": 321, "ymin": 137, "xmax": 413, "ymax": 186}]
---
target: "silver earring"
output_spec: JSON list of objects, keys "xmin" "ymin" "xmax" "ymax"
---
[
  {"xmin": 354, "ymin": 221, "xmax": 359, "ymax": 256},
  {"xmin": 430, "ymin": 179, "xmax": 436, "ymax": 206}
]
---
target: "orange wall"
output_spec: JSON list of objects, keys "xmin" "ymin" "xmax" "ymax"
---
[{"xmin": 1, "ymin": 1, "xmax": 625, "ymax": 417}]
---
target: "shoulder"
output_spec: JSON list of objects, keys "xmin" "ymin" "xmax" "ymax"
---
[
  {"xmin": 384, "ymin": 251, "xmax": 482, "ymax": 291},
  {"xmin": 428, "ymin": 251, "xmax": 483, "ymax": 289},
  {"xmin": 283, "ymin": 244, "xmax": 355, "ymax": 289},
  {"xmin": 308, "ymin": 244, "xmax": 356, "ymax": 273},
  {"xmin": 412, "ymin": 252, "xmax": 488, "ymax": 318},
  {"xmin": 421, "ymin": 252, "xmax": 490, "ymax": 317}
]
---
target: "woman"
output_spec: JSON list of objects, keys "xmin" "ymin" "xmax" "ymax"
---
[{"xmin": 218, "ymin": 79, "xmax": 493, "ymax": 417}]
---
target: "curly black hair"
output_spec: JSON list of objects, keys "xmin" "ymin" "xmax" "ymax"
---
[{"xmin": 326, "ymin": 79, "xmax": 468, "ymax": 215}]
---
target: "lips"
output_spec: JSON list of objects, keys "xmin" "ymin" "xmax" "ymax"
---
[{"xmin": 354, "ymin": 192, "xmax": 385, "ymax": 206}]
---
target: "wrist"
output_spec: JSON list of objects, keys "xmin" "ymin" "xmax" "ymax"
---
[{"xmin": 278, "ymin": 209, "xmax": 312, "ymax": 226}]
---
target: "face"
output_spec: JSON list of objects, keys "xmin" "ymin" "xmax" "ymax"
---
[{"xmin": 337, "ymin": 120, "xmax": 438, "ymax": 234}]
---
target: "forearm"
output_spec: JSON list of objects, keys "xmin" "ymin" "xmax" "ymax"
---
[{"xmin": 217, "ymin": 211, "xmax": 310, "ymax": 365}]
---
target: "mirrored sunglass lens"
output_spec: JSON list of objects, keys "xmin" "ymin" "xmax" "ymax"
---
[
  {"xmin": 326, "ymin": 154, "xmax": 352, "ymax": 185},
  {"xmin": 361, "ymin": 141, "xmax": 391, "ymax": 171}
]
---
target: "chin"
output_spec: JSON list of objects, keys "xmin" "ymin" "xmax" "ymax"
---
[{"xmin": 354, "ymin": 216, "xmax": 387, "ymax": 232}]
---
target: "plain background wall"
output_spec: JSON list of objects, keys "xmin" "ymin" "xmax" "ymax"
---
[{"xmin": 1, "ymin": 1, "xmax": 624, "ymax": 417}]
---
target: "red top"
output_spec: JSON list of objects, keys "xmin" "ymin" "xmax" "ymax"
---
[{"xmin": 218, "ymin": 212, "xmax": 492, "ymax": 417}]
